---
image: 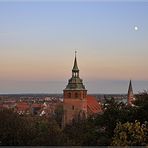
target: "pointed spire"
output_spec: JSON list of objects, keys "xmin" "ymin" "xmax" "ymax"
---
[
  {"xmin": 128, "ymin": 80, "xmax": 133, "ymax": 94},
  {"xmin": 128, "ymin": 80, "xmax": 134, "ymax": 106},
  {"xmin": 72, "ymin": 51, "xmax": 79, "ymax": 72},
  {"xmin": 65, "ymin": 51, "xmax": 86, "ymax": 90}
]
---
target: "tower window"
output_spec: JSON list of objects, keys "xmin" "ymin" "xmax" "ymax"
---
[
  {"xmin": 75, "ymin": 92, "xmax": 78, "ymax": 98},
  {"xmin": 68, "ymin": 93, "xmax": 71, "ymax": 98},
  {"xmin": 72, "ymin": 105, "xmax": 74, "ymax": 110},
  {"xmin": 83, "ymin": 92, "xmax": 86, "ymax": 98}
]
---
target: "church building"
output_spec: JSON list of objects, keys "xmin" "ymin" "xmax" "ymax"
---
[{"xmin": 63, "ymin": 52, "xmax": 102, "ymax": 126}]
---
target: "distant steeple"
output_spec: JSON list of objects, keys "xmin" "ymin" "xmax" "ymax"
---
[
  {"xmin": 128, "ymin": 80, "xmax": 133, "ymax": 94},
  {"xmin": 127, "ymin": 80, "xmax": 134, "ymax": 106}
]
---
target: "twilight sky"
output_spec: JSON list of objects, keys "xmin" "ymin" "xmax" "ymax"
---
[{"xmin": 0, "ymin": 1, "xmax": 148, "ymax": 94}]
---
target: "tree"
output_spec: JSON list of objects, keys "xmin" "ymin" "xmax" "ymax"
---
[
  {"xmin": 31, "ymin": 117, "xmax": 63, "ymax": 145},
  {"xmin": 54, "ymin": 104, "xmax": 63, "ymax": 128},
  {"xmin": 95, "ymin": 98, "xmax": 126, "ymax": 144},
  {"xmin": 0, "ymin": 109, "xmax": 34, "ymax": 145},
  {"xmin": 94, "ymin": 97, "xmax": 140, "ymax": 145},
  {"xmin": 133, "ymin": 91, "xmax": 148, "ymax": 122},
  {"xmin": 63, "ymin": 117, "xmax": 98, "ymax": 146},
  {"xmin": 0, "ymin": 109, "xmax": 63, "ymax": 146},
  {"xmin": 111, "ymin": 121, "xmax": 148, "ymax": 146}
]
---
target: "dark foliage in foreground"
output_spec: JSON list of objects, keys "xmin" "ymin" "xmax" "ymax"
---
[{"xmin": 0, "ymin": 91, "xmax": 148, "ymax": 146}]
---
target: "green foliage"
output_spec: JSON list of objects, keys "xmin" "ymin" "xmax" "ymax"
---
[
  {"xmin": 134, "ymin": 91, "xmax": 148, "ymax": 107},
  {"xmin": 1, "ymin": 91, "xmax": 148, "ymax": 146},
  {"xmin": 93, "ymin": 97, "xmax": 144, "ymax": 145},
  {"xmin": 94, "ymin": 98, "xmax": 127, "ymax": 145},
  {"xmin": 54, "ymin": 104, "xmax": 63, "ymax": 128},
  {"xmin": 31, "ymin": 117, "xmax": 62, "ymax": 145},
  {"xmin": 0, "ymin": 109, "xmax": 63, "ymax": 146},
  {"xmin": 0, "ymin": 109, "xmax": 34, "ymax": 145},
  {"xmin": 134, "ymin": 91, "xmax": 148, "ymax": 122},
  {"xmin": 111, "ymin": 121, "xmax": 148, "ymax": 146},
  {"xmin": 63, "ymin": 118, "xmax": 98, "ymax": 146}
]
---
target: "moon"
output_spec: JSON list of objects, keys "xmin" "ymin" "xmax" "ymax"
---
[{"xmin": 134, "ymin": 26, "xmax": 138, "ymax": 31}]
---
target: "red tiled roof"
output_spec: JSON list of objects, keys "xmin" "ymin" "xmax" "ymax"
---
[
  {"xmin": 17, "ymin": 102, "xmax": 28, "ymax": 106},
  {"xmin": 16, "ymin": 102, "xmax": 29, "ymax": 111},
  {"xmin": 87, "ymin": 95, "xmax": 102, "ymax": 115},
  {"xmin": 31, "ymin": 104, "xmax": 42, "ymax": 108}
]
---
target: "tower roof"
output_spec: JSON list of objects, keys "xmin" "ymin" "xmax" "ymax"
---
[
  {"xmin": 64, "ymin": 51, "xmax": 86, "ymax": 90},
  {"xmin": 127, "ymin": 80, "xmax": 134, "ymax": 105},
  {"xmin": 72, "ymin": 51, "xmax": 79, "ymax": 72},
  {"xmin": 65, "ymin": 77, "xmax": 86, "ymax": 90},
  {"xmin": 128, "ymin": 80, "xmax": 133, "ymax": 95}
]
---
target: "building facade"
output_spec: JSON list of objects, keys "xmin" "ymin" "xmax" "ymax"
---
[{"xmin": 63, "ymin": 53, "xmax": 87, "ymax": 126}]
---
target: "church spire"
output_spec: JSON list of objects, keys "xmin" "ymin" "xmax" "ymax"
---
[
  {"xmin": 128, "ymin": 80, "xmax": 133, "ymax": 94},
  {"xmin": 128, "ymin": 80, "xmax": 134, "ymax": 106},
  {"xmin": 64, "ymin": 51, "xmax": 86, "ymax": 90},
  {"xmin": 72, "ymin": 51, "xmax": 79, "ymax": 78},
  {"xmin": 72, "ymin": 51, "xmax": 79, "ymax": 72}
]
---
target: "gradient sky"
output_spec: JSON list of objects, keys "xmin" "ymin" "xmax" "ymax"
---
[{"xmin": 0, "ymin": 1, "xmax": 148, "ymax": 94}]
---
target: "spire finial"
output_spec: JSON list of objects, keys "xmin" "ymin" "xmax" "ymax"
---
[
  {"xmin": 75, "ymin": 50, "xmax": 77, "ymax": 56},
  {"xmin": 75, "ymin": 50, "xmax": 77, "ymax": 58}
]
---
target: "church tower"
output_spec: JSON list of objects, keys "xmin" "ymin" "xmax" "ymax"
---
[
  {"xmin": 127, "ymin": 80, "xmax": 134, "ymax": 106},
  {"xmin": 63, "ymin": 52, "xmax": 87, "ymax": 126}
]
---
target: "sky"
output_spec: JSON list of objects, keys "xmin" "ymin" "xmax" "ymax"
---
[{"xmin": 0, "ymin": 1, "xmax": 148, "ymax": 94}]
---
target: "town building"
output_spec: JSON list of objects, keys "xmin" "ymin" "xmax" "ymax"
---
[{"xmin": 63, "ymin": 52, "xmax": 102, "ymax": 126}]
